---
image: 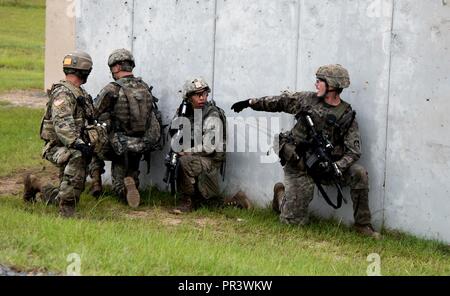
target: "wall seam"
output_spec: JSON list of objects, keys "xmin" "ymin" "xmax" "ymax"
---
[
  {"xmin": 295, "ymin": 0, "xmax": 301, "ymax": 89},
  {"xmin": 75, "ymin": 0, "xmax": 82, "ymax": 49},
  {"xmin": 212, "ymin": 0, "xmax": 218, "ymax": 99},
  {"xmin": 130, "ymin": 0, "xmax": 136, "ymax": 53},
  {"xmin": 382, "ymin": 0, "xmax": 396, "ymax": 229}
]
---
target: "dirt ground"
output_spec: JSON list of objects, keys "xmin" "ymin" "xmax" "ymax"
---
[
  {"xmin": 0, "ymin": 89, "xmax": 47, "ymax": 109},
  {"xmin": 0, "ymin": 90, "xmax": 51, "ymax": 196}
]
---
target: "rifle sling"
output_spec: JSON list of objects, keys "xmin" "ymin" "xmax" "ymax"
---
[{"xmin": 314, "ymin": 179, "xmax": 345, "ymax": 209}]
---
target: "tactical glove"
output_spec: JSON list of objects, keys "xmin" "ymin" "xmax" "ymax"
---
[
  {"xmin": 74, "ymin": 143, "xmax": 93, "ymax": 161},
  {"xmin": 231, "ymin": 99, "xmax": 251, "ymax": 113}
]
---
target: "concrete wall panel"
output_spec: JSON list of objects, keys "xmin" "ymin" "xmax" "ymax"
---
[
  {"xmin": 297, "ymin": 0, "xmax": 393, "ymax": 228},
  {"xmin": 132, "ymin": 0, "xmax": 216, "ymax": 189},
  {"xmin": 385, "ymin": 0, "xmax": 450, "ymax": 242},
  {"xmin": 76, "ymin": 0, "xmax": 134, "ymax": 95},
  {"xmin": 45, "ymin": 0, "xmax": 76, "ymax": 90},
  {"xmin": 213, "ymin": 0, "xmax": 299, "ymax": 205}
]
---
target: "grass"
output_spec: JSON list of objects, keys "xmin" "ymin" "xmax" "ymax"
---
[
  {"xmin": 0, "ymin": 105, "xmax": 45, "ymax": 176},
  {"xmin": 1, "ymin": 187, "xmax": 449, "ymax": 276},
  {"xmin": 0, "ymin": 107, "xmax": 450, "ymax": 275},
  {"xmin": 0, "ymin": 0, "xmax": 45, "ymax": 92}
]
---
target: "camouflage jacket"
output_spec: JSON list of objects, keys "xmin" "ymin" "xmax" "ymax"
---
[
  {"xmin": 251, "ymin": 91, "xmax": 361, "ymax": 171},
  {"xmin": 170, "ymin": 101, "xmax": 226, "ymax": 165},
  {"xmin": 41, "ymin": 80, "xmax": 94, "ymax": 148}
]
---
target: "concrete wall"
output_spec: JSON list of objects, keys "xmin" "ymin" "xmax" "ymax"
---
[
  {"xmin": 44, "ymin": 0, "xmax": 76, "ymax": 90},
  {"xmin": 67, "ymin": 0, "xmax": 450, "ymax": 243}
]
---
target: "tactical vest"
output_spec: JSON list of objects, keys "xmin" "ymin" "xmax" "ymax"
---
[
  {"xmin": 40, "ymin": 80, "xmax": 91, "ymax": 144},
  {"xmin": 111, "ymin": 77, "xmax": 163, "ymax": 151},
  {"xmin": 202, "ymin": 101, "xmax": 227, "ymax": 163},
  {"xmin": 291, "ymin": 99, "xmax": 354, "ymax": 158}
]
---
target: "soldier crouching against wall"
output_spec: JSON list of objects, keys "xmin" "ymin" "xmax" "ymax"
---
[
  {"xmin": 23, "ymin": 51, "xmax": 95, "ymax": 218},
  {"xmin": 231, "ymin": 64, "xmax": 380, "ymax": 239},
  {"xmin": 168, "ymin": 78, "xmax": 252, "ymax": 214},
  {"xmin": 89, "ymin": 49, "xmax": 162, "ymax": 208}
]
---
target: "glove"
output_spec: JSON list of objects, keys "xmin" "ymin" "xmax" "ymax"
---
[
  {"xmin": 231, "ymin": 99, "xmax": 251, "ymax": 113},
  {"xmin": 74, "ymin": 143, "xmax": 93, "ymax": 161}
]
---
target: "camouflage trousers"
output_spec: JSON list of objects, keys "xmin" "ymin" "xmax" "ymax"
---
[
  {"xmin": 42, "ymin": 145, "xmax": 87, "ymax": 207},
  {"xmin": 279, "ymin": 159, "xmax": 371, "ymax": 226},
  {"xmin": 90, "ymin": 151, "xmax": 141, "ymax": 200},
  {"xmin": 177, "ymin": 155, "xmax": 221, "ymax": 202}
]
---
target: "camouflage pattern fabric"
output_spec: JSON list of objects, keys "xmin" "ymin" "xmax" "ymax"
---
[
  {"xmin": 40, "ymin": 81, "xmax": 93, "ymax": 210},
  {"xmin": 108, "ymin": 48, "xmax": 135, "ymax": 68},
  {"xmin": 42, "ymin": 147, "xmax": 86, "ymax": 207},
  {"xmin": 171, "ymin": 101, "xmax": 226, "ymax": 201},
  {"xmin": 251, "ymin": 91, "xmax": 372, "ymax": 226},
  {"xmin": 315, "ymin": 64, "xmax": 350, "ymax": 89},
  {"xmin": 92, "ymin": 75, "xmax": 154, "ymax": 198}
]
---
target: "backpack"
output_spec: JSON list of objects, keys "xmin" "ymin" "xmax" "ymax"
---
[{"xmin": 113, "ymin": 78, "xmax": 164, "ymax": 152}]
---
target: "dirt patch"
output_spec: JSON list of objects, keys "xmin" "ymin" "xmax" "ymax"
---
[
  {"xmin": 0, "ymin": 165, "xmax": 59, "ymax": 197},
  {"xmin": 0, "ymin": 89, "xmax": 47, "ymax": 109},
  {"xmin": 162, "ymin": 217, "xmax": 183, "ymax": 226},
  {"xmin": 194, "ymin": 217, "xmax": 219, "ymax": 227}
]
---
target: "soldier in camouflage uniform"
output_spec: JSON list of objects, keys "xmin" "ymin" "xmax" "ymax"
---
[
  {"xmin": 89, "ymin": 49, "xmax": 160, "ymax": 208},
  {"xmin": 23, "ymin": 51, "xmax": 95, "ymax": 217},
  {"xmin": 231, "ymin": 64, "xmax": 380, "ymax": 238},
  {"xmin": 169, "ymin": 78, "xmax": 251, "ymax": 214}
]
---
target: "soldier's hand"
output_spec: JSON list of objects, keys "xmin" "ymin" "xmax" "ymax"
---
[
  {"xmin": 231, "ymin": 99, "xmax": 251, "ymax": 113},
  {"xmin": 74, "ymin": 143, "xmax": 93, "ymax": 161}
]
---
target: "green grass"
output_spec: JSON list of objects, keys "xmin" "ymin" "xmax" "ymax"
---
[
  {"xmin": 1, "ymin": 107, "xmax": 450, "ymax": 275},
  {"xmin": 0, "ymin": 105, "xmax": 44, "ymax": 176},
  {"xmin": 0, "ymin": 0, "xmax": 449, "ymax": 276},
  {"xmin": 1, "ymin": 190, "xmax": 449, "ymax": 276},
  {"xmin": 0, "ymin": 0, "xmax": 45, "ymax": 92}
]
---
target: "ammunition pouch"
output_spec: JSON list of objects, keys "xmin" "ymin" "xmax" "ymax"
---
[
  {"xmin": 85, "ymin": 124, "xmax": 109, "ymax": 155},
  {"xmin": 277, "ymin": 132, "xmax": 301, "ymax": 167},
  {"xmin": 111, "ymin": 132, "xmax": 147, "ymax": 155},
  {"xmin": 40, "ymin": 119, "xmax": 57, "ymax": 142}
]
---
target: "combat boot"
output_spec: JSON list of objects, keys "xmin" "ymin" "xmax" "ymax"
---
[
  {"xmin": 171, "ymin": 196, "xmax": 193, "ymax": 214},
  {"xmin": 124, "ymin": 176, "xmax": 140, "ymax": 208},
  {"xmin": 354, "ymin": 224, "xmax": 381, "ymax": 240},
  {"xmin": 90, "ymin": 169, "xmax": 103, "ymax": 198},
  {"xmin": 23, "ymin": 174, "xmax": 42, "ymax": 203},
  {"xmin": 224, "ymin": 190, "xmax": 252, "ymax": 209},
  {"xmin": 272, "ymin": 182, "xmax": 285, "ymax": 214},
  {"xmin": 59, "ymin": 201, "xmax": 75, "ymax": 218}
]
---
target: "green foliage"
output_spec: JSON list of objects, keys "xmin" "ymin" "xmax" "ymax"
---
[{"xmin": 0, "ymin": 1, "xmax": 45, "ymax": 92}]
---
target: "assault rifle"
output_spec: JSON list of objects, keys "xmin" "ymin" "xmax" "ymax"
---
[
  {"xmin": 302, "ymin": 113, "xmax": 348, "ymax": 209},
  {"xmin": 163, "ymin": 100, "xmax": 188, "ymax": 194}
]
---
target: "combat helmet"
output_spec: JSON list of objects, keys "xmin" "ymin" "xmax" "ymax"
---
[
  {"xmin": 182, "ymin": 78, "xmax": 211, "ymax": 99},
  {"xmin": 316, "ymin": 64, "xmax": 350, "ymax": 89},
  {"xmin": 62, "ymin": 50, "xmax": 93, "ymax": 77},
  {"xmin": 108, "ymin": 48, "xmax": 135, "ymax": 71}
]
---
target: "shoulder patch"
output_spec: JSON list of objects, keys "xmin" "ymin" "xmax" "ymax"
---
[{"xmin": 54, "ymin": 97, "xmax": 65, "ymax": 107}]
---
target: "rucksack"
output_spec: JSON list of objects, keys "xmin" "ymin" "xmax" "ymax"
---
[{"xmin": 113, "ymin": 78, "xmax": 164, "ymax": 152}]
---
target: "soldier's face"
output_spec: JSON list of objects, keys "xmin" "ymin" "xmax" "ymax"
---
[
  {"xmin": 315, "ymin": 78, "xmax": 327, "ymax": 97},
  {"xmin": 191, "ymin": 91, "xmax": 209, "ymax": 109}
]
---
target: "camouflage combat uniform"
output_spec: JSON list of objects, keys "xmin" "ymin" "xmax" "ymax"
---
[
  {"xmin": 90, "ymin": 75, "xmax": 155, "ymax": 199},
  {"xmin": 172, "ymin": 101, "xmax": 226, "ymax": 205},
  {"xmin": 40, "ymin": 80, "xmax": 95, "ymax": 210},
  {"xmin": 251, "ymin": 91, "xmax": 371, "ymax": 226}
]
